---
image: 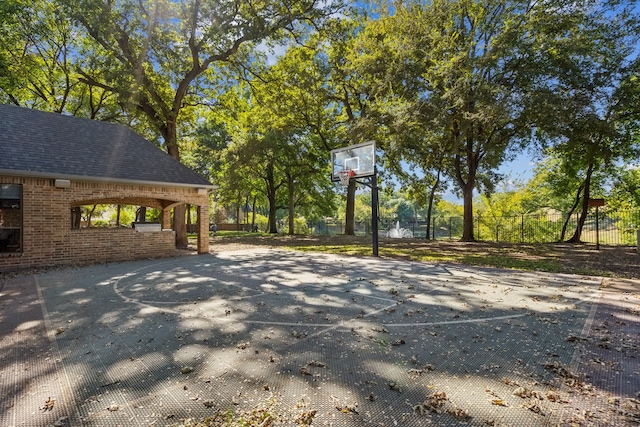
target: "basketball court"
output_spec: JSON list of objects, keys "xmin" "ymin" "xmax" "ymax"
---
[{"xmin": 2, "ymin": 248, "xmax": 638, "ymax": 426}]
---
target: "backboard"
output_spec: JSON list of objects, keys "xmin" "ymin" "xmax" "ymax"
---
[{"xmin": 330, "ymin": 141, "xmax": 376, "ymax": 182}]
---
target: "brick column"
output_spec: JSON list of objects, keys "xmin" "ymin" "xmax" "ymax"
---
[
  {"xmin": 197, "ymin": 204, "xmax": 209, "ymax": 254},
  {"xmin": 162, "ymin": 208, "xmax": 171, "ymax": 230}
]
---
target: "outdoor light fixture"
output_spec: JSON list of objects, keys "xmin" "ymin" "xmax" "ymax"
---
[{"xmin": 54, "ymin": 179, "xmax": 71, "ymax": 188}]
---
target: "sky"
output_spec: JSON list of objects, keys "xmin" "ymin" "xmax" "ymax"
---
[{"xmin": 440, "ymin": 156, "xmax": 536, "ymax": 203}]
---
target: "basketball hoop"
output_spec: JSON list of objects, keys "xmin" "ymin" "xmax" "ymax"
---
[{"xmin": 338, "ymin": 170, "xmax": 355, "ymax": 186}]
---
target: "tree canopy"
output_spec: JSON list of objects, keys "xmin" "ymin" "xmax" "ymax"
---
[{"xmin": 2, "ymin": 0, "xmax": 640, "ymax": 244}]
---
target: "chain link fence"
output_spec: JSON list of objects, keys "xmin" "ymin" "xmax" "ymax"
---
[{"xmin": 310, "ymin": 210, "xmax": 640, "ymax": 246}]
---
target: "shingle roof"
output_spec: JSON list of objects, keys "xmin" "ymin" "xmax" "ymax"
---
[{"xmin": 0, "ymin": 104, "xmax": 213, "ymax": 188}]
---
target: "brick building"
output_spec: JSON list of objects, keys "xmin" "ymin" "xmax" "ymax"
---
[{"xmin": 0, "ymin": 104, "xmax": 215, "ymax": 272}]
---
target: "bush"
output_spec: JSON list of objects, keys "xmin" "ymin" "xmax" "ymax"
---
[
  {"xmin": 91, "ymin": 220, "xmax": 110, "ymax": 228},
  {"xmin": 282, "ymin": 216, "xmax": 310, "ymax": 234},
  {"xmin": 253, "ymin": 214, "xmax": 269, "ymax": 233}
]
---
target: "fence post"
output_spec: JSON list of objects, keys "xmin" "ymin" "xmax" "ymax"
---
[
  {"xmin": 432, "ymin": 216, "xmax": 436, "ymax": 240},
  {"xmin": 595, "ymin": 206, "xmax": 600, "ymax": 250}
]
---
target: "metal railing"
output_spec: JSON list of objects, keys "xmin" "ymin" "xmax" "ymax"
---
[{"xmin": 310, "ymin": 210, "xmax": 640, "ymax": 246}]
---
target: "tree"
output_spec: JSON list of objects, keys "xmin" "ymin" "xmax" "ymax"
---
[
  {"xmin": 351, "ymin": 0, "xmax": 639, "ymax": 242},
  {"xmin": 383, "ymin": 125, "xmax": 450, "ymax": 240},
  {"xmin": 256, "ymin": 16, "xmax": 383, "ymax": 236},
  {"xmin": 352, "ymin": 0, "xmax": 541, "ymax": 240},
  {"xmin": 531, "ymin": 2, "xmax": 640, "ymax": 242},
  {"xmin": 59, "ymin": 0, "xmax": 340, "ymax": 247},
  {"xmin": 0, "ymin": 0, "xmax": 122, "ymax": 118},
  {"xmin": 252, "ymin": 45, "xmax": 338, "ymax": 234},
  {"xmin": 202, "ymin": 56, "xmax": 336, "ymax": 234},
  {"xmin": 223, "ymin": 23, "xmax": 374, "ymax": 236},
  {"xmin": 610, "ymin": 167, "xmax": 640, "ymax": 211}
]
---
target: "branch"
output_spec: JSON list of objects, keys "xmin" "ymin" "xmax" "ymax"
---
[{"xmin": 76, "ymin": 69, "xmax": 116, "ymax": 92}]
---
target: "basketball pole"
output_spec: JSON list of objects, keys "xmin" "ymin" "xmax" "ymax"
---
[{"xmin": 371, "ymin": 168, "xmax": 379, "ymax": 257}]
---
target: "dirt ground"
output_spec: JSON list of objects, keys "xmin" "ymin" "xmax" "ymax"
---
[{"xmin": 207, "ymin": 234, "xmax": 640, "ymax": 280}]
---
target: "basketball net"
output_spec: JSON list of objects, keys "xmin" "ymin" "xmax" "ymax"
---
[{"xmin": 338, "ymin": 170, "xmax": 355, "ymax": 186}]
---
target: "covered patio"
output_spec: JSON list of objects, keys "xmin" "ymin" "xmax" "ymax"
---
[{"xmin": 0, "ymin": 104, "xmax": 215, "ymax": 271}]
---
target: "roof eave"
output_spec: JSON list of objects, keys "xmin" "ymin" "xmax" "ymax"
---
[{"xmin": 0, "ymin": 169, "xmax": 217, "ymax": 191}]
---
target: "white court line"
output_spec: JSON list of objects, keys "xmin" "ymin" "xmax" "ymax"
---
[
  {"xmin": 136, "ymin": 291, "xmax": 268, "ymax": 306},
  {"xmin": 307, "ymin": 302, "xmax": 399, "ymax": 338},
  {"xmin": 35, "ymin": 277, "xmax": 84, "ymax": 426},
  {"xmin": 109, "ymin": 255, "xmax": 601, "ymax": 331},
  {"xmin": 383, "ymin": 313, "xmax": 526, "ymax": 327}
]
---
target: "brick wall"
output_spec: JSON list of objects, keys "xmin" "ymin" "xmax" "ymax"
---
[
  {"xmin": 69, "ymin": 228, "xmax": 175, "ymax": 264},
  {"xmin": 0, "ymin": 175, "xmax": 209, "ymax": 272},
  {"xmin": 216, "ymin": 223, "xmax": 250, "ymax": 231}
]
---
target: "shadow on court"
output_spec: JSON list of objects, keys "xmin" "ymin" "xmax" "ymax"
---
[{"xmin": 1, "ymin": 248, "xmax": 638, "ymax": 426}]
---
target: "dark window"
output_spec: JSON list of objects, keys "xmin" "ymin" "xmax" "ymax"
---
[{"xmin": 0, "ymin": 184, "xmax": 22, "ymax": 253}]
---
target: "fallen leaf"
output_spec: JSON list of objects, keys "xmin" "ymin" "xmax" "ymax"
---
[
  {"xmin": 448, "ymin": 407, "xmax": 470, "ymax": 419},
  {"xmin": 387, "ymin": 382, "xmax": 401, "ymax": 392},
  {"xmin": 522, "ymin": 402, "xmax": 544, "ymax": 414},
  {"xmin": 300, "ymin": 366, "xmax": 312, "ymax": 376},
  {"xmin": 41, "ymin": 397, "xmax": 55, "ymax": 412},
  {"xmin": 295, "ymin": 409, "xmax": 317, "ymax": 424},
  {"xmin": 52, "ymin": 417, "xmax": 68, "ymax": 427},
  {"xmin": 513, "ymin": 387, "xmax": 532, "ymax": 398},
  {"xmin": 336, "ymin": 403, "xmax": 358, "ymax": 414}
]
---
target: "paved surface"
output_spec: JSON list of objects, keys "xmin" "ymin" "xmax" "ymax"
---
[{"xmin": 0, "ymin": 248, "xmax": 638, "ymax": 426}]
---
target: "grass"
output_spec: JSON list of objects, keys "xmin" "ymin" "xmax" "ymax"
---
[
  {"xmin": 203, "ymin": 234, "xmax": 640, "ymax": 278},
  {"xmin": 293, "ymin": 242, "xmax": 568, "ymax": 272},
  {"xmin": 216, "ymin": 231, "xmax": 266, "ymax": 238},
  {"xmin": 189, "ymin": 231, "xmax": 267, "ymax": 238}
]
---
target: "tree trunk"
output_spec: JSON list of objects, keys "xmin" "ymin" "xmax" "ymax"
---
[
  {"xmin": 455, "ymin": 152, "xmax": 477, "ymax": 242},
  {"xmin": 186, "ymin": 204, "xmax": 192, "ymax": 229},
  {"xmin": 560, "ymin": 182, "xmax": 584, "ymax": 241},
  {"xmin": 344, "ymin": 180, "xmax": 356, "ymax": 235},
  {"xmin": 137, "ymin": 207, "xmax": 147, "ymax": 223},
  {"xmin": 165, "ymin": 119, "xmax": 188, "ymax": 248},
  {"xmin": 116, "ymin": 204, "xmax": 121, "ymax": 227},
  {"xmin": 173, "ymin": 205, "xmax": 188, "ymax": 248},
  {"xmin": 461, "ymin": 183, "xmax": 475, "ymax": 241},
  {"xmin": 425, "ymin": 170, "xmax": 441, "ymax": 240},
  {"xmin": 287, "ymin": 173, "xmax": 295, "ymax": 235},
  {"xmin": 425, "ymin": 207, "xmax": 432, "ymax": 240},
  {"xmin": 251, "ymin": 196, "xmax": 257, "ymax": 231},
  {"xmin": 266, "ymin": 161, "xmax": 278, "ymax": 233},
  {"xmin": 244, "ymin": 196, "xmax": 250, "ymax": 228},
  {"xmin": 267, "ymin": 198, "xmax": 278, "ymax": 233},
  {"xmin": 454, "ymin": 137, "xmax": 478, "ymax": 242},
  {"xmin": 566, "ymin": 161, "xmax": 594, "ymax": 243},
  {"xmin": 87, "ymin": 204, "xmax": 97, "ymax": 227}
]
